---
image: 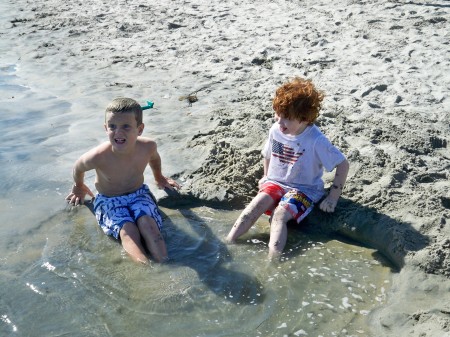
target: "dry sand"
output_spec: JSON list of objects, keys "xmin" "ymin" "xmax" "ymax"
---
[{"xmin": 2, "ymin": 0, "xmax": 449, "ymax": 336}]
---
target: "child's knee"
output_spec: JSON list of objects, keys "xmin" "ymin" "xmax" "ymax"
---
[
  {"xmin": 119, "ymin": 222, "xmax": 140, "ymax": 239},
  {"xmin": 137, "ymin": 215, "xmax": 161, "ymax": 233},
  {"xmin": 272, "ymin": 205, "xmax": 293, "ymax": 222}
]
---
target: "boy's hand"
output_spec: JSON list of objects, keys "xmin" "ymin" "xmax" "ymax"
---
[
  {"xmin": 155, "ymin": 176, "xmax": 181, "ymax": 191},
  {"xmin": 319, "ymin": 196, "xmax": 338, "ymax": 213},
  {"xmin": 66, "ymin": 184, "xmax": 94, "ymax": 206}
]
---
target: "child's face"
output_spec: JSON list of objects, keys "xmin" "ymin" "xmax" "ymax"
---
[
  {"xmin": 104, "ymin": 112, "xmax": 144, "ymax": 151},
  {"xmin": 275, "ymin": 113, "xmax": 308, "ymax": 136}
]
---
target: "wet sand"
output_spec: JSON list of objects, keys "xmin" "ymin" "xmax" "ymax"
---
[{"xmin": 1, "ymin": 0, "xmax": 449, "ymax": 336}]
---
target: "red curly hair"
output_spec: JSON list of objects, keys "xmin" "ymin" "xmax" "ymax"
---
[{"xmin": 272, "ymin": 77, "xmax": 324, "ymax": 124}]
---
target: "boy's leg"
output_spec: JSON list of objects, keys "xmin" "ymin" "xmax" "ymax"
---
[
  {"xmin": 119, "ymin": 222, "xmax": 149, "ymax": 264},
  {"xmin": 268, "ymin": 206, "xmax": 293, "ymax": 259},
  {"xmin": 226, "ymin": 193, "xmax": 275, "ymax": 243},
  {"xmin": 268, "ymin": 190, "xmax": 314, "ymax": 259},
  {"xmin": 137, "ymin": 215, "xmax": 168, "ymax": 263}
]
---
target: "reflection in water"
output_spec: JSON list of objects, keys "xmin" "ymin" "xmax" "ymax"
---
[{"xmin": 0, "ymin": 204, "xmax": 392, "ymax": 337}]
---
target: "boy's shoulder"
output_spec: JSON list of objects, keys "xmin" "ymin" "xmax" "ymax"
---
[
  {"xmin": 136, "ymin": 136, "xmax": 157, "ymax": 148},
  {"xmin": 91, "ymin": 141, "xmax": 112, "ymax": 153},
  {"xmin": 130, "ymin": 137, "xmax": 158, "ymax": 158},
  {"xmin": 136, "ymin": 136, "xmax": 156, "ymax": 146},
  {"xmin": 137, "ymin": 136, "xmax": 155, "ymax": 143},
  {"xmin": 83, "ymin": 141, "xmax": 112, "ymax": 160},
  {"xmin": 77, "ymin": 141, "xmax": 111, "ymax": 168}
]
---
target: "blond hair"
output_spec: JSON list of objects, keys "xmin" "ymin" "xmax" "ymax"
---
[{"xmin": 105, "ymin": 97, "xmax": 143, "ymax": 125}]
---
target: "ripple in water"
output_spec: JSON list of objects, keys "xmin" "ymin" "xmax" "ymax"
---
[{"xmin": 0, "ymin": 205, "xmax": 392, "ymax": 336}]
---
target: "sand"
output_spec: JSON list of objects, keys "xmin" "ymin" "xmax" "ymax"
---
[{"xmin": 2, "ymin": 0, "xmax": 449, "ymax": 336}]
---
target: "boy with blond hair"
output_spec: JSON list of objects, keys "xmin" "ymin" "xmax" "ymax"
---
[{"xmin": 66, "ymin": 97, "xmax": 179, "ymax": 264}]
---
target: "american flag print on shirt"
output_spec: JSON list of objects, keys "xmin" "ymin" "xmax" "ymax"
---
[{"xmin": 272, "ymin": 139, "xmax": 302, "ymax": 165}]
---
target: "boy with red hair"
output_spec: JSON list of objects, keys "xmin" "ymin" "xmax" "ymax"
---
[{"xmin": 227, "ymin": 77, "xmax": 349, "ymax": 259}]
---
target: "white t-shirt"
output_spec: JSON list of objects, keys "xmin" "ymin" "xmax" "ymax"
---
[{"xmin": 262, "ymin": 123, "xmax": 346, "ymax": 202}]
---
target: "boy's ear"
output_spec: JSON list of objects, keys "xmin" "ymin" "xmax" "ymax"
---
[
  {"xmin": 138, "ymin": 123, "xmax": 144, "ymax": 135},
  {"xmin": 104, "ymin": 124, "xmax": 107, "ymax": 132}
]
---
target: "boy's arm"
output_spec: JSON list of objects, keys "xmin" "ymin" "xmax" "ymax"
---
[
  {"xmin": 263, "ymin": 157, "xmax": 270, "ymax": 176},
  {"xmin": 148, "ymin": 143, "xmax": 180, "ymax": 190},
  {"xmin": 66, "ymin": 153, "xmax": 95, "ymax": 205},
  {"xmin": 319, "ymin": 159, "xmax": 349, "ymax": 213},
  {"xmin": 258, "ymin": 157, "xmax": 270, "ymax": 189}
]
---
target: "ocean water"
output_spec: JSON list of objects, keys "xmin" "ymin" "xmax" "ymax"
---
[{"xmin": 0, "ymin": 62, "xmax": 392, "ymax": 337}]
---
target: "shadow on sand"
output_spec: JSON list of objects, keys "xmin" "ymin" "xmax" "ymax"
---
[
  {"xmin": 294, "ymin": 197, "xmax": 429, "ymax": 271},
  {"xmin": 157, "ymin": 192, "xmax": 429, "ymax": 272}
]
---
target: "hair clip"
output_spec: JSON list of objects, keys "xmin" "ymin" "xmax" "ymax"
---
[{"xmin": 141, "ymin": 101, "xmax": 154, "ymax": 110}]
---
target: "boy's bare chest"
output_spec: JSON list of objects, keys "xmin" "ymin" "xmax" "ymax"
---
[{"xmin": 98, "ymin": 155, "xmax": 148, "ymax": 182}]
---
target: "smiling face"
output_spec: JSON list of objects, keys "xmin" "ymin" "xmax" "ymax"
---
[
  {"xmin": 275, "ymin": 113, "xmax": 308, "ymax": 136},
  {"xmin": 104, "ymin": 112, "xmax": 144, "ymax": 152}
]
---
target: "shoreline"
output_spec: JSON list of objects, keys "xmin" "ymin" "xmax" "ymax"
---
[{"xmin": 2, "ymin": 0, "xmax": 449, "ymax": 335}]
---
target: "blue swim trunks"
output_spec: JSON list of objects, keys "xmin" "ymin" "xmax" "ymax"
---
[{"xmin": 93, "ymin": 184, "xmax": 163, "ymax": 240}]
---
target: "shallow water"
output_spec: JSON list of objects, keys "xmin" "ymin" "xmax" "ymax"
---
[
  {"xmin": 1, "ymin": 44, "xmax": 391, "ymax": 337},
  {"xmin": 1, "ymin": 203, "xmax": 391, "ymax": 337}
]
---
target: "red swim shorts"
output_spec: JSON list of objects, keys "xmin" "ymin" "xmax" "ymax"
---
[
  {"xmin": 259, "ymin": 181, "xmax": 314, "ymax": 222},
  {"xmin": 259, "ymin": 182, "xmax": 285, "ymax": 216}
]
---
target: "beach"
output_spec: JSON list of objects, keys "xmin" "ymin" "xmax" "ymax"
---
[{"xmin": 1, "ymin": 0, "xmax": 449, "ymax": 336}]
